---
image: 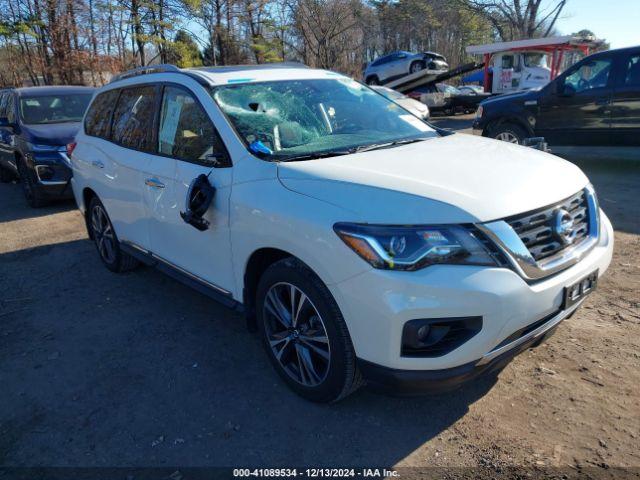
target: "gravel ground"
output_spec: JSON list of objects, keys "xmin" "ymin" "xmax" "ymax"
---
[{"xmin": 0, "ymin": 157, "xmax": 638, "ymax": 474}]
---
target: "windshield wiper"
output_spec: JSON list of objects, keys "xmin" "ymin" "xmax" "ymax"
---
[
  {"xmin": 275, "ymin": 137, "xmax": 429, "ymax": 162},
  {"xmin": 352, "ymin": 137, "xmax": 429, "ymax": 154},
  {"xmin": 278, "ymin": 150, "xmax": 354, "ymax": 162}
]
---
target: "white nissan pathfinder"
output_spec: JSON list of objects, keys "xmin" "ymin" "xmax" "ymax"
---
[{"xmin": 69, "ymin": 64, "xmax": 614, "ymax": 402}]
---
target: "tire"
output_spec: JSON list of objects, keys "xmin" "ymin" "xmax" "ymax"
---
[
  {"xmin": 88, "ymin": 196, "xmax": 139, "ymax": 273},
  {"xmin": 491, "ymin": 122, "xmax": 527, "ymax": 144},
  {"xmin": 409, "ymin": 61, "xmax": 425, "ymax": 74},
  {"xmin": 16, "ymin": 157, "xmax": 48, "ymax": 208},
  {"xmin": 0, "ymin": 165, "xmax": 15, "ymax": 183},
  {"xmin": 256, "ymin": 257, "xmax": 363, "ymax": 403},
  {"xmin": 365, "ymin": 76, "xmax": 379, "ymax": 86}
]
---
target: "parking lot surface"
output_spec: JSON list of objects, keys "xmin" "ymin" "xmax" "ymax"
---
[{"xmin": 0, "ymin": 159, "xmax": 639, "ymax": 471}]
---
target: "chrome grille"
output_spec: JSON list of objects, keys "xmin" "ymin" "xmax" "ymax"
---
[{"xmin": 506, "ymin": 190, "xmax": 590, "ymax": 262}]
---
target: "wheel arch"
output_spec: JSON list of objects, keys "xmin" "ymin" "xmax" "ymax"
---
[
  {"xmin": 243, "ymin": 247, "xmax": 297, "ymax": 328},
  {"xmin": 82, "ymin": 187, "xmax": 99, "ymax": 239},
  {"xmin": 485, "ymin": 115, "xmax": 534, "ymax": 138},
  {"xmin": 365, "ymin": 75, "xmax": 379, "ymax": 85}
]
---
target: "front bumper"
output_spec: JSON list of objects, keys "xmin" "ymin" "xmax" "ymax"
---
[
  {"xmin": 471, "ymin": 119, "xmax": 484, "ymax": 135},
  {"xmin": 359, "ymin": 303, "xmax": 572, "ymax": 394},
  {"xmin": 329, "ymin": 211, "xmax": 614, "ymax": 388},
  {"xmin": 27, "ymin": 150, "xmax": 73, "ymax": 198}
]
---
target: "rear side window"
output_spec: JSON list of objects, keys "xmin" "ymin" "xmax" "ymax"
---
[
  {"xmin": 111, "ymin": 85, "xmax": 157, "ymax": 152},
  {"xmin": 623, "ymin": 55, "xmax": 640, "ymax": 86},
  {"xmin": 85, "ymin": 89, "xmax": 119, "ymax": 138},
  {"xmin": 158, "ymin": 85, "xmax": 225, "ymax": 164}
]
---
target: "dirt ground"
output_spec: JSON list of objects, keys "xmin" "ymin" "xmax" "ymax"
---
[{"xmin": 0, "ymin": 152, "xmax": 638, "ymax": 475}]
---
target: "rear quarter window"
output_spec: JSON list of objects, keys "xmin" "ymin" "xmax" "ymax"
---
[{"xmin": 84, "ymin": 89, "xmax": 120, "ymax": 138}]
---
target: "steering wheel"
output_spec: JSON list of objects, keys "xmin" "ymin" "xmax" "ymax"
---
[{"xmin": 577, "ymin": 78, "xmax": 589, "ymax": 92}]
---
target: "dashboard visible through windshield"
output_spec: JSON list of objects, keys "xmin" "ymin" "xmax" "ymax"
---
[{"xmin": 211, "ymin": 78, "xmax": 437, "ymax": 161}]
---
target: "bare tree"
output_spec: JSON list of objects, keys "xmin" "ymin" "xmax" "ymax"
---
[{"xmin": 463, "ymin": 0, "xmax": 568, "ymax": 40}]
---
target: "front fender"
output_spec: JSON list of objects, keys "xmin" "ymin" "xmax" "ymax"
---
[{"xmin": 230, "ymin": 178, "xmax": 371, "ymax": 299}]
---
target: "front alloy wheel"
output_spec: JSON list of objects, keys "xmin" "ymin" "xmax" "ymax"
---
[
  {"xmin": 263, "ymin": 282, "xmax": 331, "ymax": 387},
  {"xmin": 495, "ymin": 131, "xmax": 520, "ymax": 143},
  {"xmin": 256, "ymin": 258, "xmax": 362, "ymax": 402}
]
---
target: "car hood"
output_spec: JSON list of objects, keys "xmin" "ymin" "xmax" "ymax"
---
[
  {"xmin": 397, "ymin": 98, "xmax": 428, "ymax": 113},
  {"xmin": 277, "ymin": 134, "xmax": 588, "ymax": 224},
  {"xmin": 22, "ymin": 122, "xmax": 81, "ymax": 145},
  {"xmin": 481, "ymin": 89, "xmax": 537, "ymax": 106}
]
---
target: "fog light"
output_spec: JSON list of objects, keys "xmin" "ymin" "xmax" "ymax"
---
[
  {"xmin": 401, "ymin": 317, "xmax": 482, "ymax": 358},
  {"xmin": 36, "ymin": 165, "xmax": 55, "ymax": 181},
  {"xmin": 417, "ymin": 324, "xmax": 430, "ymax": 341}
]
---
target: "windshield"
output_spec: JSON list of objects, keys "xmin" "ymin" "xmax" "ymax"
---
[
  {"xmin": 211, "ymin": 78, "xmax": 436, "ymax": 161},
  {"xmin": 20, "ymin": 94, "xmax": 93, "ymax": 125},
  {"xmin": 523, "ymin": 53, "xmax": 548, "ymax": 68},
  {"xmin": 438, "ymin": 84, "xmax": 461, "ymax": 95}
]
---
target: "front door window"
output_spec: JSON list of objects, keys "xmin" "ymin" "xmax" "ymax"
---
[{"xmin": 564, "ymin": 58, "xmax": 613, "ymax": 93}]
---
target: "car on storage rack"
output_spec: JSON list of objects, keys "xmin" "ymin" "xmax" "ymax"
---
[
  {"xmin": 70, "ymin": 63, "xmax": 613, "ymax": 402},
  {"xmin": 0, "ymin": 86, "xmax": 95, "ymax": 206},
  {"xmin": 364, "ymin": 51, "xmax": 449, "ymax": 85},
  {"xmin": 473, "ymin": 45, "xmax": 640, "ymax": 145}
]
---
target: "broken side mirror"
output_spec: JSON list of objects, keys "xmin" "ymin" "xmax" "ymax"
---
[{"xmin": 180, "ymin": 174, "xmax": 216, "ymax": 231}]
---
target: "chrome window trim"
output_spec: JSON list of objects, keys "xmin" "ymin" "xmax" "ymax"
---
[{"xmin": 477, "ymin": 185, "xmax": 600, "ymax": 281}]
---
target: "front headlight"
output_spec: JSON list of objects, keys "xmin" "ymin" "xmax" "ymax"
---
[
  {"xmin": 475, "ymin": 105, "xmax": 484, "ymax": 118},
  {"xmin": 334, "ymin": 223, "xmax": 498, "ymax": 271}
]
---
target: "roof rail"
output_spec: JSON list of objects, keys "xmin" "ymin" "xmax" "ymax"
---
[
  {"xmin": 110, "ymin": 64, "xmax": 181, "ymax": 83},
  {"xmin": 193, "ymin": 62, "xmax": 309, "ymax": 74}
]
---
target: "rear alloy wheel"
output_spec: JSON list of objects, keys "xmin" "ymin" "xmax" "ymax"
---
[
  {"xmin": 410, "ymin": 61, "xmax": 425, "ymax": 74},
  {"xmin": 491, "ymin": 123, "xmax": 527, "ymax": 144},
  {"xmin": 257, "ymin": 258, "xmax": 362, "ymax": 402},
  {"xmin": 88, "ymin": 197, "xmax": 139, "ymax": 273}
]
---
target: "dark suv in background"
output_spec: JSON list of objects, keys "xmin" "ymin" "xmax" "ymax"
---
[
  {"xmin": 0, "ymin": 86, "xmax": 95, "ymax": 207},
  {"xmin": 473, "ymin": 45, "xmax": 640, "ymax": 146}
]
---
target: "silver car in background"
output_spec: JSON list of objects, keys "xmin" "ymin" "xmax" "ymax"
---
[
  {"xmin": 364, "ymin": 51, "xmax": 449, "ymax": 85},
  {"xmin": 371, "ymin": 85, "xmax": 430, "ymax": 120}
]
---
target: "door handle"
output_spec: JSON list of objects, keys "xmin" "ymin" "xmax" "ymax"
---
[
  {"xmin": 145, "ymin": 178, "xmax": 165, "ymax": 189},
  {"xmin": 92, "ymin": 160, "xmax": 104, "ymax": 169}
]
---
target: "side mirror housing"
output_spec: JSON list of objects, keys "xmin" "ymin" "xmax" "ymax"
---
[{"xmin": 560, "ymin": 84, "xmax": 576, "ymax": 97}]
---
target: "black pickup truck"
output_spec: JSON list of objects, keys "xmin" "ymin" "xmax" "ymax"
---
[{"xmin": 473, "ymin": 45, "xmax": 640, "ymax": 146}]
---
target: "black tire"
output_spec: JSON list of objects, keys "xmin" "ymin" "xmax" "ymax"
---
[
  {"xmin": 0, "ymin": 165, "xmax": 15, "ymax": 183},
  {"xmin": 365, "ymin": 76, "xmax": 379, "ymax": 85},
  {"xmin": 16, "ymin": 157, "xmax": 48, "ymax": 208},
  {"xmin": 490, "ymin": 122, "xmax": 527, "ymax": 144},
  {"xmin": 88, "ymin": 196, "xmax": 139, "ymax": 273},
  {"xmin": 409, "ymin": 60, "xmax": 425, "ymax": 74},
  {"xmin": 256, "ymin": 257, "xmax": 363, "ymax": 403}
]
